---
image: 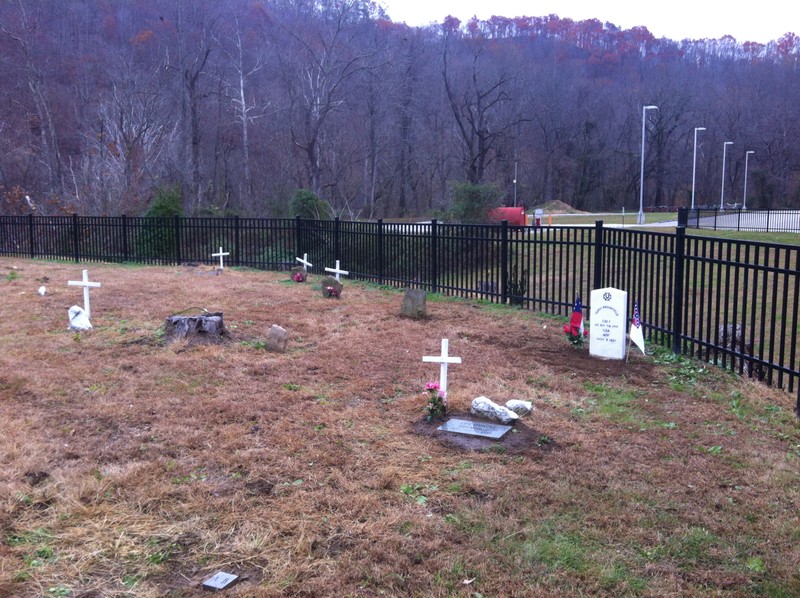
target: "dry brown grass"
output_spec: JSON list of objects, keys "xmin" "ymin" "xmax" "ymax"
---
[{"xmin": 1, "ymin": 258, "xmax": 799, "ymax": 597}]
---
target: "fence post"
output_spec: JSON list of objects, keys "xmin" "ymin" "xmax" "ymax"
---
[
  {"xmin": 334, "ymin": 216, "xmax": 340, "ymax": 260},
  {"xmin": 671, "ymin": 208, "xmax": 688, "ymax": 355},
  {"xmin": 28, "ymin": 213, "xmax": 35, "ymax": 259},
  {"xmin": 122, "ymin": 214, "xmax": 129, "ymax": 262},
  {"xmin": 593, "ymin": 220, "xmax": 604, "ymax": 291},
  {"xmin": 377, "ymin": 219, "xmax": 384, "ymax": 285},
  {"xmin": 430, "ymin": 219, "xmax": 438, "ymax": 294},
  {"xmin": 500, "ymin": 220, "xmax": 509, "ymax": 304},
  {"xmin": 174, "ymin": 215, "xmax": 181, "ymax": 266},
  {"xmin": 234, "ymin": 215, "xmax": 241, "ymax": 267},
  {"xmin": 295, "ymin": 216, "xmax": 302, "ymax": 260},
  {"xmin": 72, "ymin": 213, "xmax": 80, "ymax": 263}
]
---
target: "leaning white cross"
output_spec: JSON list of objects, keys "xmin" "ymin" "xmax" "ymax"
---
[
  {"xmin": 296, "ymin": 253, "xmax": 313, "ymax": 270},
  {"xmin": 212, "ymin": 247, "xmax": 230, "ymax": 271},
  {"xmin": 422, "ymin": 338, "xmax": 462, "ymax": 396},
  {"xmin": 324, "ymin": 260, "xmax": 349, "ymax": 282},
  {"xmin": 67, "ymin": 269, "xmax": 101, "ymax": 319}
]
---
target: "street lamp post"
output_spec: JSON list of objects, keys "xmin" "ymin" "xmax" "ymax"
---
[
  {"xmin": 513, "ymin": 160, "xmax": 518, "ymax": 208},
  {"xmin": 691, "ymin": 127, "xmax": 706, "ymax": 211},
  {"xmin": 743, "ymin": 150, "xmax": 755, "ymax": 210},
  {"xmin": 638, "ymin": 105, "xmax": 658, "ymax": 225},
  {"xmin": 720, "ymin": 141, "xmax": 733, "ymax": 211}
]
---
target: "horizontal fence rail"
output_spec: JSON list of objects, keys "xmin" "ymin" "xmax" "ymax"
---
[
  {"xmin": 689, "ymin": 209, "xmax": 800, "ymax": 233},
  {"xmin": 1, "ymin": 211, "xmax": 798, "ymax": 413}
]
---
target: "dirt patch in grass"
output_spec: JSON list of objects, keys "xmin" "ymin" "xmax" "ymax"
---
[{"xmin": 1, "ymin": 259, "xmax": 799, "ymax": 597}]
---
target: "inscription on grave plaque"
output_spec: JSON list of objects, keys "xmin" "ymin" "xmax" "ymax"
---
[
  {"xmin": 202, "ymin": 571, "xmax": 239, "ymax": 591},
  {"xmin": 437, "ymin": 418, "xmax": 512, "ymax": 439}
]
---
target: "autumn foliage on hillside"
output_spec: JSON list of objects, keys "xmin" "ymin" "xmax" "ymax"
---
[{"xmin": 0, "ymin": 0, "xmax": 797, "ymax": 218}]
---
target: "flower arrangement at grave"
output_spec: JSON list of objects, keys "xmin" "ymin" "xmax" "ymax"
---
[
  {"xmin": 563, "ymin": 321, "xmax": 589, "ymax": 347},
  {"xmin": 293, "ymin": 271, "xmax": 306, "ymax": 283},
  {"xmin": 325, "ymin": 286, "xmax": 339, "ymax": 298},
  {"xmin": 424, "ymin": 381, "xmax": 446, "ymax": 421},
  {"xmin": 563, "ymin": 295, "xmax": 589, "ymax": 347}
]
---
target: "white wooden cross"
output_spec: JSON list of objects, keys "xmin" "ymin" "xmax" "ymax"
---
[
  {"xmin": 324, "ymin": 260, "xmax": 349, "ymax": 281},
  {"xmin": 422, "ymin": 338, "xmax": 462, "ymax": 395},
  {"xmin": 296, "ymin": 253, "xmax": 313, "ymax": 270},
  {"xmin": 212, "ymin": 247, "xmax": 230, "ymax": 270},
  {"xmin": 67, "ymin": 269, "xmax": 101, "ymax": 319}
]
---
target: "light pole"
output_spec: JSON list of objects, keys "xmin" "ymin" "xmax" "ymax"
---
[
  {"xmin": 743, "ymin": 150, "xmax": 755, "ymax": 210},
  {"xmin": 638, "ymin": 105, "xmax": 658, "ymax": 225},
  {"xmin": 720, "ymin": 141, "xmax": 733, "ymax": 210},
  {"xmin": 513, "ymin": 160, "xmax": 518, "ymax": 208},
  {"xmin": 691, "ymin": 127, "xmax": 706, "ymax": 211}
]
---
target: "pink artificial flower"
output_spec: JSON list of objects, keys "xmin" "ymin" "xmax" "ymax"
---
[{"xmin": 425, "ymin": 381, "xmax": 440, "ymax": 391}]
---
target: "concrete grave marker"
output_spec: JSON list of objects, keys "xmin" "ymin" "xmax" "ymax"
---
[
  {"xmin": 437, "ymin": 419, "xmax": 512, "ymax": 439},
  {"xmin": 589, "ymin": 287, "xmax": 628, "ymax": 360},
  {"xmin": 324, "ymin": 260, "xmax": 349, "ymax": 281},
  {"xmin": 267, "ymin": 324, "xmax": 288, "ymax": 352},
  {"xmin": 68, "ymin": 305, "xmax": 92, "ymax": 331},
  {"xmin": 422, "ymin": 338, "xmax": 461, "ymax": 396},
  {"xmin": 212, "ymin": 247, "xmax": 230, "ymax": 271},
  {"xmin": 401, "ymin": 288, "xmax": 427, "ymax": 318},
  {"xmin": 67, "ymin": 269, "xmax": 101, "ymax": 319}
]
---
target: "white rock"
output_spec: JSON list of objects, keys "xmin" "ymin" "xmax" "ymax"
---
[
  {"xmin": 506, "ymin": 400, "xmax": 533, "ymax": 416},
  {"xmin": 38, "ymin": 286, "xmax": 46, "ymax": 296},
  {"xmin": 68, "ymin": 305, "xmax": 92, "ymax": 331},
  {"xmin": 470, "ymin": 396, "xmax": 519, "ymax": 425}
]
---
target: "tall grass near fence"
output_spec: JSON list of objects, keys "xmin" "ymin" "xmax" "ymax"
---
[{"xmin": 1, "ymin": 212, "xmax": 798, "ymax": 411}]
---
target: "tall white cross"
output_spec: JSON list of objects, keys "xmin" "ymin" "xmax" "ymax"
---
[
  {"xmin": 422, "ymin": 338, "xmax": 462, "ymax": 395},
  {"xmin": 296, "ymin": 253, "xmax": 313, "ymax": 270},
  {"xmin": 324, "ymin": 260, "xmax": 349, "ymax": 282},
  {"xmin": 67, "ymin": 269, "xmax": 101, "ymax": 319},
  {"xmin": 212, "ymin": 247, "xmax": 230, "ymax": 270}
]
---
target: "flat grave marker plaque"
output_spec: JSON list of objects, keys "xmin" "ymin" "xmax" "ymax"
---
[
  {"xmin": 202, "ymin": 571, "xmax": 239, "ymax": 592},
  {"xmin": 437, "ymin": 418, "xmax": 512, "ymax": 439}
]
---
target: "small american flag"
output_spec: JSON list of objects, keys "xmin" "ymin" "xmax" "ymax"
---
[{"xmin": 630, "ymin": 300, "xmax": 646, "ymax": 355}]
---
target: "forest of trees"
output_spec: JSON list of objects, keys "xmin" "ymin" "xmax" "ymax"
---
[{"xmin": 0, "ymin": 0, "xmax": 798, "ymax": 218}]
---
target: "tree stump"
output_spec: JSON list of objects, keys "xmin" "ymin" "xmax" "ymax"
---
[{"xmin": 164, "ymin": 312, "xmax": 226, "ymax": 343}]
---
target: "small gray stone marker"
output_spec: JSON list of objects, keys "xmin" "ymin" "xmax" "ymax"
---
[
  {"xmin": 401, "ymin": 288, "xmax": 427, "ymax": 318},
  {"xmin": 437, "ymin": 418, "xmax": 512, "ymax": 439},
  {"xmin": 202, "ymin": 571, "xmax": 238, "ymax": 591},
  {"xmin": 267, "ymin": 324, "xmax": 288, "ymax": 352}
]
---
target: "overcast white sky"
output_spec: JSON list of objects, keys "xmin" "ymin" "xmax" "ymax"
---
[{"xmin": 378, "ymin": 0, "xmax": 798, "ymax": 44}]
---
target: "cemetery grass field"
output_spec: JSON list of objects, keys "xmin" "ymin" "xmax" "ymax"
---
[{"xmin": 2, "ymin": 259, "xmax": 799, "ymax": 597}]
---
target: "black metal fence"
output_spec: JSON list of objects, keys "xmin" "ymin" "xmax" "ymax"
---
[
  {"xmin": 689, "ymin": 208, "xmax": 800, "ymax": 233},
  {"xmin": 1, "ymin": 211, "xmax": 798, "ymax": 413}
]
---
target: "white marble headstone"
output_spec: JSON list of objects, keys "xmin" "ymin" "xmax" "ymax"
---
[{"xmin": 589, "ymin": 287, "xmax": 627, "ymax": 360}]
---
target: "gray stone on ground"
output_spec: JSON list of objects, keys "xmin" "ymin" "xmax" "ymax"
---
[
  {"xmin": 505, "ymin": 400, "xmax": 533, "ymax": 416},
  {"xmin": 290, "ymin": 266, "xmax": 307, "ymax": 282},
  {"xmin": 401, "ymin": 288, "xmax": 427, "ymax": 318},
  {"xmin": 267, "ymin": 324, "xmax": 288, "ymax": 352},
  {"xmin": 320, "ymin": 275, "xmax": 343, "ymax": 298},
  {"xmin": 68, "ymin": 305, "xmax": 92, "ymax": 331},
  {"xmin": 164, "ymin": 312, "xmax": 226, "ymax": 342},
  {"xmin": 470, "ymin": 396, "xmax": 519, "ymax": 425}
]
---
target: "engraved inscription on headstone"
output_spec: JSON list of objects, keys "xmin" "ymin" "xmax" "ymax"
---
[
  {"xmin": 437, "ymin": 418, "xmax": 512, "ymax": 439},
  {"xmin": 589, "ymin": 287, "xmax": 628, "ymax": 360},
  {"xmin": 202, "ymin": 571, "xmax": 239, "ymax": 591}
]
